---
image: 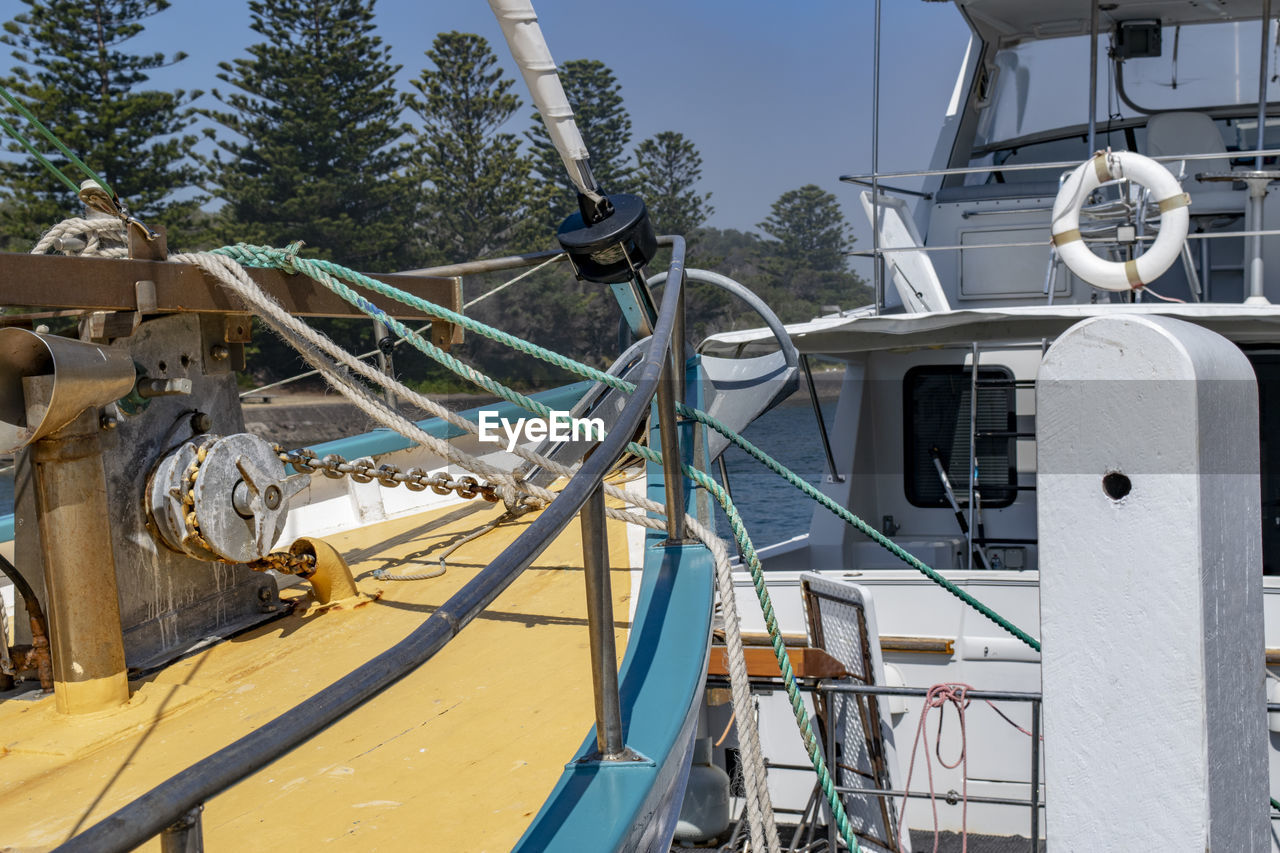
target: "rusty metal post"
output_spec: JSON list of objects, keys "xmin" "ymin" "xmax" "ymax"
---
[{"xmin": 31, "ymin": 399, "xmax": 130, "ymax": 714}]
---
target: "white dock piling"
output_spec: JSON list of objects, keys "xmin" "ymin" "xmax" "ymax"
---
[{"xmin": 1037, "ymin": 314, "xmax": 1267, "ymax": 850}]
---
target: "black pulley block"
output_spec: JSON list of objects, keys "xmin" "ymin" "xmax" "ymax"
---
[{"xmin": 556, "ymin": 193, "xmax": 657, "ymax": 284}]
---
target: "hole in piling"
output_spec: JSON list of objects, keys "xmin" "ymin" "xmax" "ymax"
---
[{"xmin": 1102, "ymin": 471, "xmax": 1131, "ymax": 501}]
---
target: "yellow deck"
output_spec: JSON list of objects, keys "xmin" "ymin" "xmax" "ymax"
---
[{"xmin": 0, "ymin": 496, "xmax": 635, "ymax": 851}]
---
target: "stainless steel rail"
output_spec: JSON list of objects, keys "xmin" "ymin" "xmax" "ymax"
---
[
  {"xmin": 55, "ymin": 236, "xmax": 690, "ymax": 853},
  {"xmin": 707, "ymin": 676, "xmax": 1043, "ymax": 849},
  {"xmin": 240, "ymin": 251, "xmax": 568, "ymax": 399},
  {"xmin": 840, "ymin": 177, "xmax": 932, "ymax": 199},
  {"xmin": 402, "ymin": 248, "xmax": 567, "ymax": 278},
  {"xmin": 848, "ymin": 227, "xmax": 1280, "ymax": 258},
  {"xmin": 840, "ymin": 147, "xmax": 1280, "ymax": 186},
  {"xmin": 822, "ymin": 681, "xmax": 1042, "ymax": 852}
]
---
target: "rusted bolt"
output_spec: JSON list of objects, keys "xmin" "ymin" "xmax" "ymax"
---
[
  {"xmin": 190, "ymin": 411, "xmax": 213, "ymax": 434},
  {"xmin": 263, "ymin": 484, "xmax": 282, "ymax": 510},
  {"xmin": 210, "ymin": 343, "xmax": 230, "ymax": 361},
  {"xmin": 100, "ymin": 414, "xmax": 118, "ymax": 430}
]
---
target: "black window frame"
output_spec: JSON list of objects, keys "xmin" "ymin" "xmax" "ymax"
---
[{"xmin": 902, "ymin": 364, "xmax": 1018, "ymax": 510}]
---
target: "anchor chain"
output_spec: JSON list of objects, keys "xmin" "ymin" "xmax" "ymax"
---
[
  {"xmin": 272, "ymin": 445, "xmax": 506, "ymax": 504},
  {"xmin": 172, "ymin": 443, "xmax": 312, "ymax": 574},
  {"xmin": 170, "ymin": 443, "xmax": 530, "ymax": 575},
  {"xmin": 250, "ymin": 550, "xmax": 317, "ymax": 576}
]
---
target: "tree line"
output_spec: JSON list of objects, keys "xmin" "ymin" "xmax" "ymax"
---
[{"xmin": 0, "ymin": 0, "xmax": 871, "ymax": 391}]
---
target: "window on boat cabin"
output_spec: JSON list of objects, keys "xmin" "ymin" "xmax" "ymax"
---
[
  {"xmin": 903, "ymin": 366, "xmax": 1016, "ymax": 509},
  {"xmin": 1248, "ymin": 353, "xmax": 1280, "ymax": 575},
  {"xmin": 962, "ymin": 20, "xmax": 1280, "ymax": 190}
]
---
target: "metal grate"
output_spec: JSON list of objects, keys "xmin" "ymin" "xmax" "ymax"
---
[{"xmin": 802, "ymin": 573, "xmax": 907, "ymax": 853}]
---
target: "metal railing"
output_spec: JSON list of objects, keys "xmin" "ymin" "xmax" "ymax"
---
[
  {"xmin": 816, "ymin": 682, "xmax": 1041, "ymax": 853},
  {"xmin": 708, "ymin": 674, "xmax": 1043, "ymax": 852},
  {"xmin": 238, "ymin": 250, "xmax": 569, "ymax": 401},
  {"xmin": 55, "ymin": 237, "xmax": 691, "ymax": 852},
  {"xmin": 841, "ymin": 147, "xmax": 1280, "ymax": 188}
]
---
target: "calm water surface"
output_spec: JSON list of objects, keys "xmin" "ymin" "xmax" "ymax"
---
[{"xmin": 712, "ymin": 396, "xmax": 834, "ymax": 547}]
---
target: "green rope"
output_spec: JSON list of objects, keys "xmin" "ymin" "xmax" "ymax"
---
[
  {"xmin": 0, "ymin": 84, "xmax": 115, "ymax": 198},
  {"xmin": 629, "ymin": 443, "xmax": 862, "ymax": 851},
  {"xmin": 0, "ymin": 113, "xmax": 80, "ymax": 194},
  {"xmin": 217, "ymin": 243, "xmax": 1040, "ymax": 653}
]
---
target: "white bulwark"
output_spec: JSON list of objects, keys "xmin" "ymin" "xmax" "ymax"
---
[{"xmin": 1037, "ymin": 315, "xmax": 1267, "ymax": 850}]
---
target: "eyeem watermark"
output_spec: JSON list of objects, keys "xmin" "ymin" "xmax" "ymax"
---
[{"xmin": 477, "ymin": 411, "xmax": 605, "ymax": 452}]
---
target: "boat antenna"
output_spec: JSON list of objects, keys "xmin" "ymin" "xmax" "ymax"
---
[
  {"xmin": 488, "ymin": 0, "xmax": 657, "ymax": 286},
  {"xmin": 487, "ymin": 0, "xmax": 611, "ymax": 224}
]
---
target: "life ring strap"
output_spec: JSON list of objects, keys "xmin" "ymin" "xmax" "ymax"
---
[
  {"xmin": 1092, "ymin": 152, "xmax": 1112, "ymax": 184},
  {"xmin": 1050, "ymin": 228, "xmax": 1083, "ymax": 247},
  {"xmin": 1157, "ymin": 192, "xmax": 1191, "ymax": 213},
  {"xmin": 1124, "ymin": 259, "xmax": 1143, "ymax": 288}
]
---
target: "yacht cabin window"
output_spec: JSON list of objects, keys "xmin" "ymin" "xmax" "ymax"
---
[{"xmin": 902, "ymin": 365, "xmax": 1016, "ymax": 510}]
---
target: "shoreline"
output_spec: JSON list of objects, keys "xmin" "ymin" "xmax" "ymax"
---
[{"xmin": 244, "ymin": 368, "xmax": 843, "ymax": 449}]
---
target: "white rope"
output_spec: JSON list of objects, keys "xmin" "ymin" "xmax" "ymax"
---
[
  {"xmin": 172, "ymin": 248, "xmax": 779, "ymax": 851},
  {"xmin": 462, "ymin": 253, "xmax": 562, "ymax": 309},
  {"xmin": 686, "ymin": 516, "xmax": 781, "ymax": 853},
  {"xmin": 31, "ymin": 216, "xmax": 128, "ymax": 258},
  {"xmin": 169, "ymin": 251, "xmax": 659, "ymax": 523}
]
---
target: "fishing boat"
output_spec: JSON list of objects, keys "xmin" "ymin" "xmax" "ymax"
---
[
  {"xmin": 0, "ymin": 1, "xmax": 799, "ymax": 849},
  {"xmin": 4, "ymin": 0, "xmax": 1280, "ymax": 850}
]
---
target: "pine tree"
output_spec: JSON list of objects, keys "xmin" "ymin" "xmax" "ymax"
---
[
  {"xmin": 204, "ymin": 0, "xmax": 413, "ymax": 272},
  {"xmin": 407, "ymin": 32, "xmax": 533, "ymax": 265},
  {"xmin": 758, "ymin": 184, "xmax": 852, "ymax": 272},
  {"xmin": 634, "ymin": 131, "xmax": 713, "ymax": 239},
  {"xmin": 0, "ymin": 0, "xmax": 201, "ymax": 250},
  {"xmin": 755, "ymin": 184, "xmax": 871, "ymax": 319},
  {"xmin": 526, "ymin": 59, "xmax": 632, "ymax": 225}
]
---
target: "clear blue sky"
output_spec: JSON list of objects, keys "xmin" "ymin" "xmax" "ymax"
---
[{"xmin": 11, "ymin": 0, "xmax": 972, "ymax": 269}]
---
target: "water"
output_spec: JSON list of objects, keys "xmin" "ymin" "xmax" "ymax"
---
[{"xmin": 713, "ymin": 397, "xmax": 834, "ymax": 547}]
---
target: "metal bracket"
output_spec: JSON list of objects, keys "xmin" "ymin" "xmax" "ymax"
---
[
  {"xmin": 128, "ymin": 224, "xmax": 168, "ymax": 262},
  {"xmin": 571, "ymin": 746, "xmax": 653, "ymax": 767},
  {"xmin": 223, "ymin": 315, "xmax": 252, "ymax": 343}
]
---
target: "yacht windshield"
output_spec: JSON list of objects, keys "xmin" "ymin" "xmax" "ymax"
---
[
  {"xmin": 1120, "ymin": 20, "xmax": 1280, "ymax": 115},
  {"xmin": 967, "ymin": 19, "xmax": 1280, "ymax": 182},
  {"xmin": 975, "ymin": 35, "xmax": 1097, "ymax": 150}
]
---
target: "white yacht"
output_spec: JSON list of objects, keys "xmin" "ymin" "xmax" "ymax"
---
[{"xmin": 699, "ymin": 1, "xmax": 1280, "ymax": 849}]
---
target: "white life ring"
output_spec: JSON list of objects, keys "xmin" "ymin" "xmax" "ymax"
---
[{"xmin": 1049, "ymin": 150, "xmax": 1190, "ymax": 291}]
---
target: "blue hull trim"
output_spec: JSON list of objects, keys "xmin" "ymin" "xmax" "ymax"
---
[
  {"xmin": 515, "ymin": 358, "xmax": 715, "ymax": 852},
  {"xmin": 511, "ymin": 541, "xmax": 714, "ymax": 853}
]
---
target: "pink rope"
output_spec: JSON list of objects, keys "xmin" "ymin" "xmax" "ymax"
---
[
  {"xmin": 896, "ymin": 683, "xmax": 971, "ymax": 853},
  {"xmin": 983, "ymin": 698, "xmax": 1042, "ymax": 740}
]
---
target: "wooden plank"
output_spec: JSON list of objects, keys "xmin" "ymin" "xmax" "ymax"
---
[
  {"xmin": 719, "ymin": 630, "xmax": 809, "ymax": 647},
  {"xmin": 708, "ymin": 645, "xmax": 849, "ymax": 679},
  {"xmin": 880, "ymin": 634, "xmax": 955, "ymax": 655},
  {"xmin": 1, "ymin": 252, "xmax": 463, "ymax": 348},
  {"xmin": 728, "ymin": 629, "xmax": 955, "ymax": 657}
]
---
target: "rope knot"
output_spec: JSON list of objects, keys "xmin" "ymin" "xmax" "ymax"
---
[{"xmin": 280, "ymin": 240, "xmax": 306, "ymax": 275}]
